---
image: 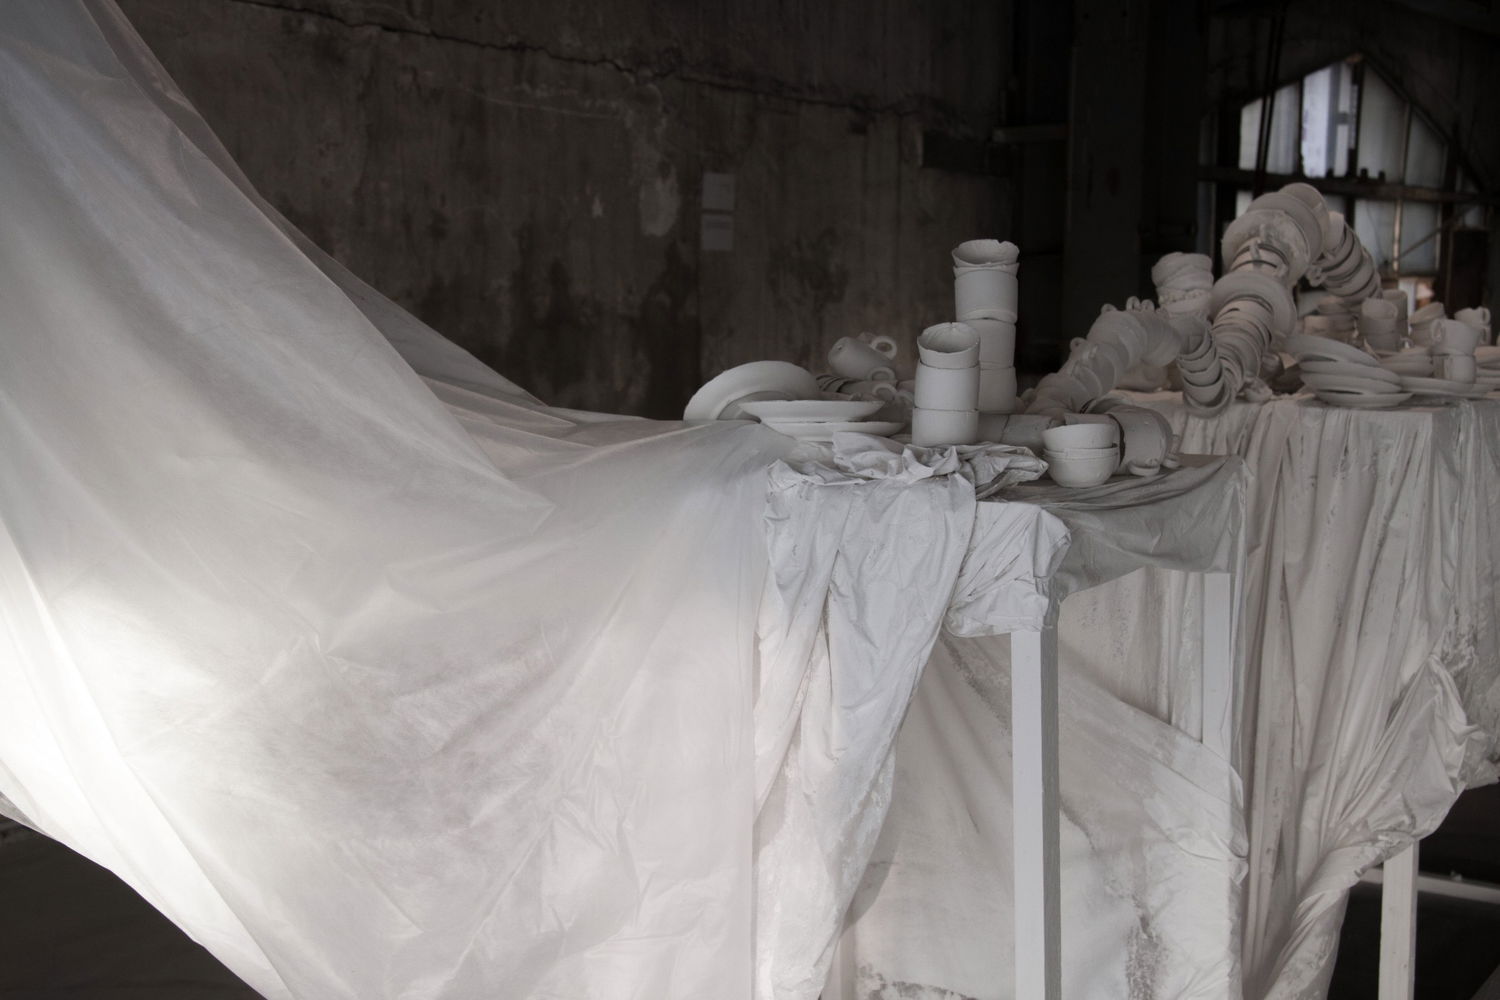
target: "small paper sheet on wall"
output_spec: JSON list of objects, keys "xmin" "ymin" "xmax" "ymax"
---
[{"xmin": 701, "ymin": 172, "xmax": 735, "ymax": 252}]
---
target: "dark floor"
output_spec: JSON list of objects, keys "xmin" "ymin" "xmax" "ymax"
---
[
  {"xmin": 1328, "ymin": 783, "xmax": 1500, "ymax": 1000},
  {"xmin": 0, "ymin": 827, "xmax": 259, "ymax": 999},
  {"xmin": 1329, "ymin": 884, "xmax": 1500, "ymax": 1000},
  {"xmin": 2, "ymin": 788, "xmax": 1496, "ymax": 999}
]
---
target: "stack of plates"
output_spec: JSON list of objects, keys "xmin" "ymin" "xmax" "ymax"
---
[
  {"xmin": 738, "ymin": 399, "xmax": 904, "ymax": 442},
  {"xmin": 1397, "ymin": 376, "xmax": 1489, "ymax": 402},
  {"xmin": 1287, "ymin": 335, "xmax": 1411, "ymax": 408},
  {"xmin": 1377, "ymin": 348, "xmax": 1434, "ymax": 379},
  {"xmin": 1477, "ymin": 346, "xmax": 1500, "ymax": 392}
]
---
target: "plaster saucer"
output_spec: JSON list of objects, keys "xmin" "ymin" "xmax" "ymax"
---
[
  {"xmin": 1285, "ymin": 333, "xmax": 1379, "ymax": 367},
  {"xmin": 759, "ymin": 419, "xmax": 906, "ymax": 441},
  {"xmin": 739, "ymin": 399, "xmax": 884, "ymax": 422},
  {"xmin": 683, "ymin": 361, "xmax": 820, "ymax": 420},
  {"xmin": 1312, "ymin": 390, "xmax": 1412, "ymax": 409},
  {"xmin": 1398, "ymin": 376, "xmax": 1490, "ymax": 400}
]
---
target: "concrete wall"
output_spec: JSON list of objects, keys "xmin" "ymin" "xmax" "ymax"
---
[{"xmin": 118, "ymin": 0, "xmax": 1010, "ymax": 418}]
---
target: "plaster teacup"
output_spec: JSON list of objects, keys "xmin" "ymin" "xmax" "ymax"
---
[
  {"xmin": 1432, "ymin": 318, "xmax": 1481, "ymax": 355},
  {"xmin": 829, "ymin": 336, "xmax": 898, "ymax": 382},
  {"xmin": 955, "ymin": 268, "xmax": 1019, "ymax": 322},
  {"xmin": 1438, "ymin": 353, "xmax": 1478, "ymax": 383},
  {"xmin": 914, "ymin": 361, "xmax": 980, "ymax": 410},
  {"xmin": 966, "ymin": 317, "xmax": 1017, "ymax": 365},
  {"xmin": 977, "ymin": 363, "xmax": 1018, "ymax": 412},
  {"xmin": 911, "ymin": 406, "xmax": 979, "ymax": 447},
  {"xmin": 917, "ymin": 322, "xmax": 980, "ymax": 369}
]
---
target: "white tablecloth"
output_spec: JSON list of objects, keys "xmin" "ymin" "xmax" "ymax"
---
[
  {"xmin": 828, "ymin": 458, "xmax": 1252, "ymax": 1000},
  {"xmin": 829, "ymin": 394, "xmax": 1500, "ymax": 1000},
  {"xmin": 1116, "ymin": 393, "xmax": 1500, "ymax": 999}
]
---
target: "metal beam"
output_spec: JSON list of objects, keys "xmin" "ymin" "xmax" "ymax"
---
[
  {"xmin": 1200, "ymin": 165, "xmax": 1499, "ymax": 207},
  {"xmin": 1361, "ymin": 866, "xmax": 1500, "ymax": 907}
]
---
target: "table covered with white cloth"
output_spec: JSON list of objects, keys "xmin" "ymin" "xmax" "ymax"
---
[
  {"xmin": 825, "ymin": 458, "xmax": 1251, "ymax": 1000},
  {"xmin": 1127, "ymin": 393, "xmax": 1500, "ymax": 999},
  {"xmin": 827, "ymin": 393, "xmax": 1500, "ymax": 1000}
]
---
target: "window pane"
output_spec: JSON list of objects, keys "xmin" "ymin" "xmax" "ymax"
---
[
  {"xmin": 1239, "ymin": 99, "xmax": 1261, "ymax": 170},
  {"xmin": 1398, "ymin": 201, "xmax": 1440, "ymax": 274},
  {"xmin": 1267, "ymin": 82, "xmax": 1300, "ymax": 174},
  {"xmin": 1357, "ymin": 71, "xmax": 1405, "ymax": 182},
  {"xmin": 1458, "ymin": 170, "xmax": 1484, "ymax": 228},
  {"xmin": 1354, "ymin": 199, "xmax": 1397, "ymax": 272},
  {"xmin": 1238, "ymin": 83, "xmax": 1299, "ymax": 174},
  {"xmin": 1236, "ymin": 189, "xmax": 1254, "ymax": 219},
  {"xmin": 1302, "ymin": 62, "xmax": 1354, "ymax": 177},
  {"xmin": 1405, "ymin": 113, "xmax": 1445, "ymax": 188}
]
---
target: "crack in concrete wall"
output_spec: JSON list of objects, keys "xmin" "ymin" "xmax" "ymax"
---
[{"xmin": 225, "ymin": 0, "xmax": 952, "ymax": 123}]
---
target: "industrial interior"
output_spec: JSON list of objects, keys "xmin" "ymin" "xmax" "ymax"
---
[{"xmin": 2, "ymin": 1, "xmax": 1499, "ymax": 999}]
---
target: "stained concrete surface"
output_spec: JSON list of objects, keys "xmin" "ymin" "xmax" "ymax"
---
[{"xmin": 117, "ymin": 0, "xmax": 1009, "ymax": 418}]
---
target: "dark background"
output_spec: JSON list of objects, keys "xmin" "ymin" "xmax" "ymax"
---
[{"xmin": 116, "ymin": 0, "xmax": 1500, "ymax": 418}]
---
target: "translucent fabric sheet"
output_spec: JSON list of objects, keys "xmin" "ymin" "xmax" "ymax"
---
[
  {"xmin": 0, "ymin": 4, "xmax": 784, "ymax": 996},
  {"xmin": 0, "ymin": 6, "xmax": 1053, "ymax": 998}
]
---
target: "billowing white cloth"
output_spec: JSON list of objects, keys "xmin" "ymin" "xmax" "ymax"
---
[
  {"xmin": 1105, "ymin": 393, "xmax": 1500, "ymax": 999},
  {"xmin": 0, "ymin": 5, "xmax": 1013, "ymax": 998},
  {"xmin": 0, "ymin": 5, "xmax": 1105, "ymax": 999}
]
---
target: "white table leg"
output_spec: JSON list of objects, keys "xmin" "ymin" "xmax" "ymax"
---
[
  {"xmin": 1379, "ymin": 843, "xmax": 1419, "ymax": 1000},
  {"xmin": 1011, "ymin": 626, "xmax": 1061, "ymax": 1000},
  {"xmin": 1202, "ymin": 571, "xmax": 1234, "ymax": 762}
]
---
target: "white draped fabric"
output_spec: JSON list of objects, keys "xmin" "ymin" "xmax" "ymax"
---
[
  {"xmin": 0, "ymin": 5, "xmax": 998, "ymax": 997},
  {"xmin": 1117, "ymin": 394, "xmax": 1500, "ymax": 998}
]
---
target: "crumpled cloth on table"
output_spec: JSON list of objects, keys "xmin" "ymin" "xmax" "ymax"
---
[{"xmin": 781, "ymin": 434, "xmax": 1047, "ymax": 495}]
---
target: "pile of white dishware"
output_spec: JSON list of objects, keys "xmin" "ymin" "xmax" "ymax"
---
[
  {"xmin": 1040, "ymin": 422, "xmax": 1118, "ymax": 487},
  {"xmin": 1286, "ymin": 334, "xmax": 1413, "ymax": 408}
]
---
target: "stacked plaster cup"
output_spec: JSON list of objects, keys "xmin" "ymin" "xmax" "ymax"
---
[
  {"xmin": 951, "ymin": 239, "xmax": 1020, "ymax": 414},
  {"xmin": 1153, "ymin": 252, "xmax": 1232, "ymax": 413},
  {"xmin": 1024, "ymin": 300, "xmax": 1188, "ymax": 419},
  {"xmin": 1160, "ymin": 182, "xmax": 1381, "ymax": 416},
  {"xmin": 911, "ymin": 322, "xmax": 981, "ymax": 446}
]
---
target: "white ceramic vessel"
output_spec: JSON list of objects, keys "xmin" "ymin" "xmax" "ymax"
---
[
  {"xmin": 828, "ymin": 336, "xmax": 898, "ymax": 382},
  {"xmin": 977, "ymin": 363, "xmax": 1018, "ymax": 412},
  {"xmin": 917, "ymin": 322, "xmax": 980, "ymax": 369},
  {"xmin": 683, "ymin": 361, "xmax": 820, "ymax": 420},
  {"xmin": 914, "ymin": 361, "xmax": 980, "ymax": 410},
  {"xmin": 1042, "ymin": 422, "xmax": 1118, "ymax": 450},
  {"xmin": 738, "ymin": 399, "xmax": 885, "ymax": 422},
  {"xmin": 1045, "ymin": 449, "xmax": 1118, "ymax": 487},
  {"xmin": 911, "ymin": 406, "xmax": 979, "ymax": 446}
]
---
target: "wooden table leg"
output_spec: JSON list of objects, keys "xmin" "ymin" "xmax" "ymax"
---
[
  {"xmin": 1379, "ymin": 842, "xmax": 1419, "ymax": 1000},
  {"xmin": 1011, "ymin": 625, "xmax": 1061, "ymax": 1000}
]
